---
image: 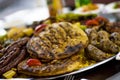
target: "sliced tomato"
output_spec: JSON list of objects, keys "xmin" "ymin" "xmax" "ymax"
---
[
  {"xmin": 34, "ymin": 24, "xmax": 47, "ymax": 35},
  {"xmin": 86, "ymin": 19, "xmax": 99, "ymax": 26},
  {"xmin": 27, "ymin": 58, "xmax": 41, "ymax": 66}
]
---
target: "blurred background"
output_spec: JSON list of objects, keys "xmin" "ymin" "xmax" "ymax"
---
[
  {"xmin": 0, "ymin": 0, "xmax": 120, "ymax": 26},
  {"xmin": 65, "ymin": 0, "xmax": 118, "ymax": 9},
  {"xmin": 0, "ymin": 0, "xmax": 119, "ymax": 18}
]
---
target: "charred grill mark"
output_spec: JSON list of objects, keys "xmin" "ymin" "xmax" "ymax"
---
[
  {"xmin": 0, "ymin": 37, "xmax": 29, "ymax": 61},
  {"xmin": 40, "ymin": 34, "xmax": 58, "ymax": 54},
  {"xmin": 4, "ymin": 37, "xmax": 29, "ymax": 54},
  {"xmin": 27, "ymin": 48, "xmax": 38, "ymax": 58},
  {"xmin": 40, "ymin": 36, "xmax": 52, "ymax": 48},
  {"xmin": 27, "ymin": 39, "xmax": 39, "ymax": 58},
  {"xmin": 59, "ymin": 24, "xmax": 68, "ymax": 35},
  {"xmin": 59, "ymin": 24, "xmax": 72, "ymax": 43},
  {"xmin": 40, "ymin": 33, "xmax": 53, "ymax": 44},
  {"xmin": 16, "ymin": 38, "xmax": 29, "ymax": 47},
  {"xmin": 0, "ymin": 38, "xmax": 29, "ymax": 67},
  {"xmin": 0, "ymin": 37, "xmax": 29, "ymax": 75},
  {"xmin": 27, "ymin": 22, "xmax": 86, "ymax": 61},
  {"xmin": 50, "ymin": 29, "xmax": 60, "ymax": 44},
  {"xmin": 0, "ymin": 48, "xmax": 20, "ymax": 68},
  {"xmin": 37, "ymin": 36, "xmax": 51, "ymax": 52},
  {"xmin": 1, "ymin": 45, "xmax": 17, "ymax": 58},
  {"xmin": 31, "ymin": 37, "xmax": 43, "ymax": 51},
  {"xmin": 57, "ymin": 44, "xmax": 82, "ymax": 59},
  {"xmin": 45, "ymin": 31, "xmax": 57, "ymax": 44},
  {"xmin": 33, "ymin": 37, "xmax": 54, "ymax": 61},
  {"xmin": 38, "ymin": 36, "xmax": 53, "ymax": 57},
  {"xmin": 60, "ymin": 24, "xmax": 71, "ymax": 38},
  {"xmin": 66, "ymin": 23, "xmax": 75, "ymax": 38},
  {"xmin": 27, "ymin": 40, "xmax": 38, "ymax": 58},
  {"xmin": 63, "ymin": 23, "xmax": 74, "ymax": 38},
  {"xmin": 0, "ymin": 47, "xmax": 27, "ymax": 75},
  {"xmin": 53, "ymin": 24, "xmax": 67, "ymax": 42}
]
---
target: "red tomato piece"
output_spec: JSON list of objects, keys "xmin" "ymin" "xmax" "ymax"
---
[
  {"xmin": 27, "ymin": 58, "xmax": 41, "ymax": 66},
  {"xmin": 86, "ymin": 19, "xmax": 99, "ymax": 26},
  {"xmin": 34, "ymin": 24, "xmax": 47, "ymax": 35}
]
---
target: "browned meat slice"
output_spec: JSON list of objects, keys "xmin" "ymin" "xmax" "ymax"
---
[
  {"xmin": 18, "ymin": 51, "xmax": 95, "ymax": 77},
  {"xmin": 86, "ymin": 44, "xmax": 112, "ymax": 61},
  {"xmin": 105, "ymin": 22, "xmax": 120, "ymax": 33},
  {"xmin": 0, "ymin": 48, "xmax": 20, "ymax": 68},
  {"xmin": 27, "ymin": 22, "xmax": 88, "ymax": 62},
  {"xmin": 0, "ymin": 47, "xmax": 27, "ymax": 75},
  {"xmin": 85, "ymin": 28, "xmax": 98, "ymax": 46},
  {"xmin": 110, "ymin": 32, "xmax": 120, "ymax": 46},
  {"xmin": 0, "ymin": 37, "xmax": 29, "ymax": 65},
  {"xmin": 3, "ymin": 37, "xmax": 29, "ymax": 55},
  {"xmin": 0, "ymin": 37, "xmax": 29, "ymax": 75},
  {"xmin": 98, "ymin": 39, "xmax": 120, "ymax": 53}
]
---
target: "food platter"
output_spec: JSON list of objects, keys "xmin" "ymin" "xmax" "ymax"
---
[
  {"xmin": 104, "ymin": 1, "xmax": 120, "ymax": 14},
  {"xmin": 73, "ymin": 4, "xmax": 104, "ymax": 15},
  {"xmin": 37, "ymin": 56, "xmax": 115, "ymax": 80},
  {"xmin": 2, "ymin": 9, "xmax": 119, "ymax": 79}
]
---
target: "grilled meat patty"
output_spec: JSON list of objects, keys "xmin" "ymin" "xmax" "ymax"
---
[
  {"xmin": 27, "ymin": 22, "xmax": 88, "ymax": 62},
  {"xmin": 18, "ymin": 50, "xmax": 95, "ymax": 77},
  {"xmin": 18, "ymin": 22, "xmax": 89, "ymax": 76}
]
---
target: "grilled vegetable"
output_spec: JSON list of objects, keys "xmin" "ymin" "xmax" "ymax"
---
[
  {"xmin": 7, "ymin": 27, "xmax": 24, "ymax": 40},
  {"xmin": 3, "ymin": 69, "xmax": 16, "ymax": 79},
  {"xmin": 7, "ymin": 27, "xmax": 33, "ymax": 40},
  {"xmin": 23, "ymin": 28, "xmax": 33, "ymax": 36},
  {"xmin": 27, "ymin": 59, "xmax": 41, "ymax": 66},
  {"xmin": 0, "ymin": 29, "xmax": 7, "ymax": 43},
  {"xmin": 73, "ymin": 22, "xmax": 87, "ymax": 31}
]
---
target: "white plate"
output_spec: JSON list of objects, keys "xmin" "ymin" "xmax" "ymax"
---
[
  {"xmin": 37, "ymin": 56, "xmax": 115, "ymax": 80},
  {"xmin": 73, "ymin": 4, "xmax": 105, "ymax": 15},
  {"xmin": 104, "ymin": 1, "xmax": 120, "ymax": 14},
  {"xmin": 2, "ymin": 7, "xmax": 49, "ymax": 29},
  {"xmin": 116, "ymin": 52, "xmax": 120, "ymax": 60}
]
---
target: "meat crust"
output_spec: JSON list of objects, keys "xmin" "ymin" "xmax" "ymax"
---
[
  {"xmin": 27, "ymin": 22, "xmax": 88, "ymax": 61},
  {"xmin": 18, "ymin": 50, "xmax": 95, "ymax": 77}
]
